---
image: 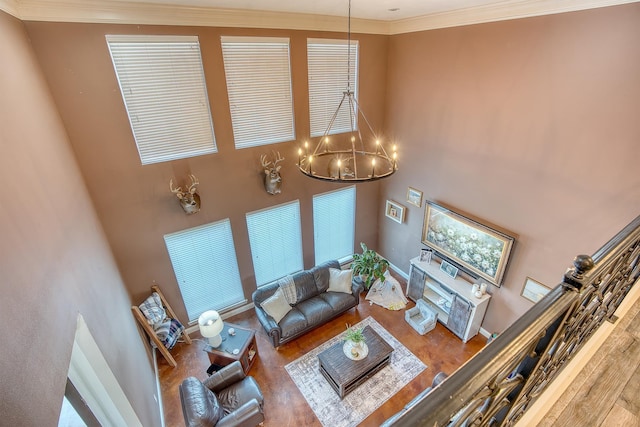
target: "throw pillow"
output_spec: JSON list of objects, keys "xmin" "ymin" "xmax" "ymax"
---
[
  {"xmin": 278, "ymin": 275, "xmax": 297, "ymax": 305},
  {"xmin": 261, "ymin": 288, "xmax": 292, "ymax": 324},
  {"xmin": 327, "ymin": 268, "xmax": 353, "ymax": 294},
  {"xmin": 139, "ymin": 292, "xmax": 166, "ymax": 326}
]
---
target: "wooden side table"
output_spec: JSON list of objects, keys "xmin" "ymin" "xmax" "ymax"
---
[{"xmin": 204, "ymin": 322, "xmax": 258, "ymax": 375}]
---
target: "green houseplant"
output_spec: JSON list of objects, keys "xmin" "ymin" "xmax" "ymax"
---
[
  {"xmin": 344, "ymin": 324, "xmax": 365, "ymax": 344},
  {"xmin": 343, "ymin": 324, "xmax": 368, "ymax": 360},
  {"xmin": 351, "ymin": 242, "xmax": 389, "ymax": 290}
]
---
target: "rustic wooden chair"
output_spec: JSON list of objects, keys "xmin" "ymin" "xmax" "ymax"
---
[{"xmin": 132, "ymin": 284, "xmax": 191, "ymax": 367}]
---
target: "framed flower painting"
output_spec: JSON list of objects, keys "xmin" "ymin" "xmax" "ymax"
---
[{"xmin": 421, "ymin": 201, "xmax": 516, "ymax": 287}]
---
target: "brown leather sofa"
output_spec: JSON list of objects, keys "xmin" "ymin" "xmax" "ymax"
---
[
  {"xmin": 179, "ymin": 361, "xmax": 264, "ymax": 427},
  {"xmin": 252, "ymin": 260, "xmax": 363, "ymax": 347}
]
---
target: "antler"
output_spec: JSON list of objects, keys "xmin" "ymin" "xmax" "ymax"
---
[
  {"xmin": 187, "ymin": 174, "xmax": 199, "ymax": 194},
  {"xmin": 260, "ymin": 154, "xmax": 272, "ymax": 169},
  {"xmin": 273, "ymin": 151, "xmax": 285, "ymax": 166},
  {"xmin": 169, "ymin": 179, "xmax": 184, "ymax": 196}
]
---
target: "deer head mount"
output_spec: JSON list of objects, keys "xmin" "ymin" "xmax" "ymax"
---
[
  {"xmin": 260, "ymin": 151, "xmax": 284, "ymax": 195},
  {"xmin": 169, "ymin": 174, "xmax": 201, "ymax": 215}
]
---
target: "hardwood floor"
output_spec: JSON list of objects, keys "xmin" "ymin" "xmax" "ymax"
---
[{"xmin": 159, "ymin": 278, "xmax": 487, "ymax": 427}]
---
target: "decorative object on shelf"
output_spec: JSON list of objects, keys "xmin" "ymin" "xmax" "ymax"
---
[
  {"xmin": 419, "ymin": 248, "xmax": 432, "ymax": 263},
  {"xmin": 198, "ymin": 310, "xmax": 224, "ymax": 347},
  {"xmin": 422, "ymin": 201, "xmax": 516, "ymax": 287},
  {"xmin": 440, "ymin": 260, "xmax": 459, "ymax": 279},
  {"xmin": 385, "ymin": 200, "xmax": 406, "ymax": 224},
  {"xmin": 407, "ymin": 187, "xmax": 423, "ymax": 207},
  {"xmin": 521, "ymin": 277, "xmax": 551, "ymax": 303},
  {"xmin": 480, "ymin": 282, "xmax": 488, "ymax": 295},
  {"xmin": 343, "ymin": 324, "xmax": 368, "ymax": 360},
  {"xmin": 169, "ymin": 174, "xmax": 200, "ymax": 214},
  {"xmin": 260, "ymin": 151, "xmax": 284, "ymax": 195},
  {"xmin": 351, "ymin": 242, "xmax": 389, "ymax": 291},
  {"xmin": 296, "ymin": 0, "xmax": 397, "ymax": 183}
]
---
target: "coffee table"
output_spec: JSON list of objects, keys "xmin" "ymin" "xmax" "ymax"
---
[{"xmin": 317, "ymin": 325, "xmax": 394, "ymax": 398}]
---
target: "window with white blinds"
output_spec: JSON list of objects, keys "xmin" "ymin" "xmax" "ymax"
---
[
  {"xmin": 307, "ymin": 39, "xmax": 359, "ymax": 138},
  {"xmin": 164, "ymin": 219, "xmax": 244, "ymax": 322},
  {"xmin": 106, "ymin": 35, "xmax": 216, "ymax": 165},
  {"xmin": 246, "ymin": 201, "xmax": 303, "ymax": 287},
  {"xmin": 221, "ymin": 36, "xmax": 295, "ymax": 149},
  {"xmin": 313, "ymin": 186, "xmax": 356, "ymax": 265}
]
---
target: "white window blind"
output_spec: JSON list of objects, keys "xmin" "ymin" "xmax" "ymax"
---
[
  {"xmin": 106, "ymin": 35, "xmax": 216, "ymax": 165},
  {"xmin": 164, "ymin": 219, "xmax": 244, "ymax": 322},
  {"xmin": 221, "ymin": 36, "xmax": 295, "ymax": 149},
  {"xmin": 313, "ymin": 186, "xmax": 356, "ymax": 265},
  {"xmin": 307, "ymin": 39, "xmax": 359, "ymax": 137},
  {"xmin": 246, "ymin": 201, "xmax": 303, "ymax": 287}
]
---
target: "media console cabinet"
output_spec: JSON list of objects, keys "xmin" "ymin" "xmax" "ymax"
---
[{"xmin": 406, "ymin": 257, "xmax": 490, "ymax": 342}]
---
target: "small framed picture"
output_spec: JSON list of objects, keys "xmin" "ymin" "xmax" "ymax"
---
[
  {"xmin": 521, "ymin": 277, "xmax": 551, "ymax": 303},
  {"xmin": 385, "ymin": 200, "xmax": 406, "ymax": 224},
  {"xmin": 419, "ymin": 248, "xmax": 432, "ymax": 263},
  {"xmin": 407, "ymin": 187, "xmax": 423, "ymax": 208},
  {"xmin": 440, "ymin": 260, "xmax": 458, "ymax": 279}
]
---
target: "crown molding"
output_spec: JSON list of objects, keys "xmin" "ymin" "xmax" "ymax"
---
[
  {"xmin": 390, "ymin": 0, "xmax": 640, "ymax": 34},
  {"xmin": 3, "ymin": 0, "xmax": 638, "ymax": 35},
  {"xmin": 14, "ymin": 0, "xmax": 389, "ymax": 34},
  {"xmin": 0, "ymin": 0, "xmax": 19, "ymax": 18}
]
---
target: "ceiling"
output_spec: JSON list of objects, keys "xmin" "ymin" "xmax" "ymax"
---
[{"xmin": 2, "ymin": 0, "xmax": 637, "ymax": 34}]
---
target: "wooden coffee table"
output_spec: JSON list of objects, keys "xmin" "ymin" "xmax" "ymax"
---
[{"xmin": 317, "ymin": 325, "xmax": 394, "ymax": 398}]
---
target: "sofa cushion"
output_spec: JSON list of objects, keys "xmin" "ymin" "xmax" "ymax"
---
[
  {"xmin": 260, "ymin": 288, "xmax": 292, "ymax": 324},
  {"xmin": 279, "ymin": 308, "xmax": 309, "ymax": 339},
  {"xmin": 327, "ymin": 268, "xmax": 353, "ymax": 294},
  {"xmin": 180, "ymin": 377, "xmax": 225, "ymax": 426},
  {"xmin": 319, "ymin": 291, "xmax": 357, "ymax": 313},
  {"xmin": 292, "ymin": 270, "xmax": 318, "ymax": 304},
  {"xmin": 311, "ymin": 260, "xmax": 341, "ymax": 293},
  {"xmin": 296, "ymin": 298, "xmax": 335, "ymax": 327},
  {"xmin": 216, "ymin": 376, "xmax": 264, "ymax": 415}
]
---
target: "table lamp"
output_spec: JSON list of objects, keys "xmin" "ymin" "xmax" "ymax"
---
[{"xmin": 198, "ymin": 310, "xmax": 224, "ymax": 347}]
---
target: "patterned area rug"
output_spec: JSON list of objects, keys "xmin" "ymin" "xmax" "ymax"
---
[{"xmin": 284, "ymin": 317, "xmax": 426, "ymax": 427}]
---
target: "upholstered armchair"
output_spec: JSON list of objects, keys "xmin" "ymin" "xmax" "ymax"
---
[
  {"xmin": 405, "ymin": 299, "xmax": 438, "ymax": 335},
  {"xmin": 179, "ymin": 361, "xmax": 264, "ymax": 427}
]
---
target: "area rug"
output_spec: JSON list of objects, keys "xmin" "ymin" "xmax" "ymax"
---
[{"xmin": 284, "ymin": 317, "xmax": 426, "ymax": 427}]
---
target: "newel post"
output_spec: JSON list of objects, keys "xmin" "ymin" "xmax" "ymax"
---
[{"xmin": 563, "ymin": 254, "xmax": 595, "ymax": 291}]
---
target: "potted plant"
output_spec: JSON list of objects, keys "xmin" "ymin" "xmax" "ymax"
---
[
  {"xmin": 351, "ymin": 242, "xmax": 389, "ymax": 290},
  {"xmin": 343, "ymin": 324, "xmax": 368, "ymax": 360},
  {"xmin": 344, "ymin": 324, "xmax": 365, "ymax": 344}
]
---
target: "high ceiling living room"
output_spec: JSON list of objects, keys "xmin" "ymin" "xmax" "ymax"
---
[{"xmin": 1, "ymin": 0, "xmax": 638, "ymax": 425}]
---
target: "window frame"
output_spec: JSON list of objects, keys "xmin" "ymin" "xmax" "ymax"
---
[
  {"xmin": 106, "ymin": 34, "xmax": 217, "ymax": 165},
  {"xmin": 221, "ymin": 36, "xmax": 296, "ymax": 149}
]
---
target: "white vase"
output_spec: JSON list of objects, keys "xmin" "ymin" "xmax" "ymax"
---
[{"xmin": 343, "ymin": 340, "xmax": 369, "ymax": 360}]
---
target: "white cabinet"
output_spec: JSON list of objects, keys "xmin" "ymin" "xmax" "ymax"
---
[{"xmin": 406, "ymin": 257, "xmax": 490, "ymax": 343}]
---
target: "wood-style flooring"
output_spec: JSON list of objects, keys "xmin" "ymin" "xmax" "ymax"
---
[{"xmin": 158, "ymin": 277, "xmax": 487, "ymax": 427}]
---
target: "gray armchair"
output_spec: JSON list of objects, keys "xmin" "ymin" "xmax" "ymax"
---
[{"xmin": 179, "ymin": 361, "xmax": 264, "ymax": 427}]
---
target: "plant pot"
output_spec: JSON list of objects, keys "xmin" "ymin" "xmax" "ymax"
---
[{"xmin": 343, "ymin": 340, "xmax": 368, "ymax": 361}]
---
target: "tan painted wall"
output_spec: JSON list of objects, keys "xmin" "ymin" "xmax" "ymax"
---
[
  {"xmin": 380, "ymin": 4, "xmax": 640, "ymax": 333},
  {"xmin": 0, "ymin": 11, "xmax": 161, "ymax": 426},
  {"xmin": 23, "ymin": 22, "xmax": 388, "ymax": 323}
]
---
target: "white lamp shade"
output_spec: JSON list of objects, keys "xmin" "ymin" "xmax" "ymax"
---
[{"xmin": 198, "ymin": 310, "xmax": 224, "ymax": 347}]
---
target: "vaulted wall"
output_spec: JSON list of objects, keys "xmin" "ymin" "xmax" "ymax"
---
[
  {"xmin": 380, "ymin": 3, "xmax": 640, "ymax": 333},
  {"xmin": 0, "ymin": 11, "xmax": 161, "ymax": 426},
  {"xmin": 23, "ymin": 22, "xmax": 389, "ymax": 324}
]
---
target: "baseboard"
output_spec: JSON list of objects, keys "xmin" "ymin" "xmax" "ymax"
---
[
  {"xmin": 152, "ymin": 348, "xmax": 165, "ymax": 427},
  {"xmin": 388, "ymin": 260, "xmax": 409, "ymax": 280}
]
